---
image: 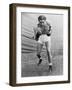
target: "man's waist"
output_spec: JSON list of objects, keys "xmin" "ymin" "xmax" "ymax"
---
[{"xmin": 41, "ymin": 33, "xmax": 51, "ymax": 36}]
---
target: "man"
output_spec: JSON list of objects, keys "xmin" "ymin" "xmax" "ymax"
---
[{"xmin": 33, "ymin": 15, "xmax": 52, "ymax": 72}]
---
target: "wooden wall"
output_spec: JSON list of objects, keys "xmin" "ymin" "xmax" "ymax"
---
[{"xmin": 21, "ymin": 13, "xmax": 63, "ymax": 54}]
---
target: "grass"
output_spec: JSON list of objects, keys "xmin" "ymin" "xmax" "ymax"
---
[{"xmin": 21, "ymin": 49, "xmax": 63, "ymax": 77}]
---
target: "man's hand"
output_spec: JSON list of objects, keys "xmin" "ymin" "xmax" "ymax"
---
[
  {"xmin": 43, "ymin": 23, "xmax": 52, "ymax": 36},
  {"xmin": 37, "ymin": 27, "xmax": 42, "ymax": 34}
]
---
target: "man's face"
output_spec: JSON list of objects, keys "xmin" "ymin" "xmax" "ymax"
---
[{"xmin": 39, "ymin": 19, "xmax": 45, "ymax": 25}]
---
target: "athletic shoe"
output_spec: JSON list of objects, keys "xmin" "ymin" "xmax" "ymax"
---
[{"xmin": 49, "ymin": 65, "xmax": 52, "ymax": 72}]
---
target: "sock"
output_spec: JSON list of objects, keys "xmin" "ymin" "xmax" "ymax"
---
[{"xmin": 49, "ymin": 63, "xmax": 52, "ymax": 66}]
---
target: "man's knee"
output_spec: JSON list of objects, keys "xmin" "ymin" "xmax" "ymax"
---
[
  {"xmin": 37, "ymin": 49, "xmax": 41, "ymax": 54},
  {"xmin": 47, "ymin": 47, "xmax": 51, "ymax": 53}
]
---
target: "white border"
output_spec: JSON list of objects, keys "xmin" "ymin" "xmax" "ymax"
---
[{"xmin": 16, "ymin": 7, "xmax": 68, "ymax": 83}]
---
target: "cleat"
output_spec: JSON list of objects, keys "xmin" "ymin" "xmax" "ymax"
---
[
  {"xmin": 49, "ymin": 65, "xmax": 52, "ymax": 72},
  {"xmin": 37, "ymin": 59, "xmax": 42, "ymax": 66}
]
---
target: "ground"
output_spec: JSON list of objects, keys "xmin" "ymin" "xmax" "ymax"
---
[{"xmin": 21, "ymin": 51, "xmax": 63, "ymax": 77}]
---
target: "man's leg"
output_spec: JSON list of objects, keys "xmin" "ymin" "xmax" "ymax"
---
[
  {"xmin": 45, "ymin": 41, "xmax": 52, "ymax": 71},
  {"xmin": 37, "ymin": 43, "xmax": 43, "ymax": 66}
]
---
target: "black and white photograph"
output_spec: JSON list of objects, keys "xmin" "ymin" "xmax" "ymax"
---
[
  {"xmin": 21, "ymin": 13, "xmax": 63, "ymax": 77},
  {"xmin": 9, "ymin": 4, "xmax": 70, "ymax": 86}
]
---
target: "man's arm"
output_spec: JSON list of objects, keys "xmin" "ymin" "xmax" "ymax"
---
[
  {"xmin": 33, "ymin": 27, "xmax": 42, "ymax": 41},
  {"xmin": 46, "ymin": 22, "xmax": 52, "ymax": 36},
  {"xmin": 33, "ymin": 27, "xmax": 37, "ymax": 39}
]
